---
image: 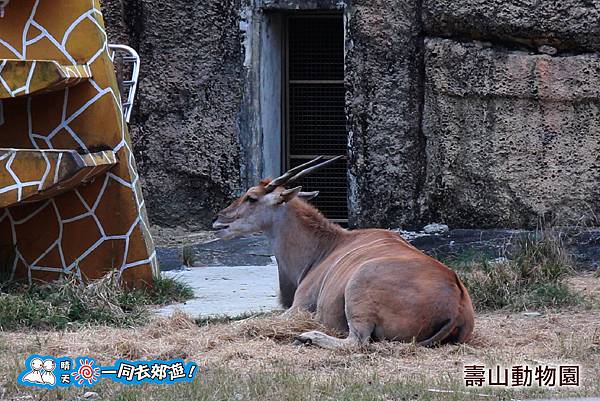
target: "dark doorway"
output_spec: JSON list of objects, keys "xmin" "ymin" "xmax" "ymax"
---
[{"xmin": 283, "ymin": 14, "xmax": 348, "ymax": 223}]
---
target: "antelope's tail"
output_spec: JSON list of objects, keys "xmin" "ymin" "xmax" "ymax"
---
[{"xmin": 417, "ymin": 318, "xmax": 456, "ymax": 347}]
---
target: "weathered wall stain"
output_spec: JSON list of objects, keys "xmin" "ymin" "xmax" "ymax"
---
[{"xmin": 422, "ymin": 38, "xmax": 600, "ymax": 227}]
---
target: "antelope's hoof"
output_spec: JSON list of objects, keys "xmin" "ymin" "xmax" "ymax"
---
[
  {"xmin": 292, "ymin": 336, "xmax": 312, "ymax": 346},
  {"xmin": 293, "ymin": 331, "xmax": 321, "ymax": 346}
]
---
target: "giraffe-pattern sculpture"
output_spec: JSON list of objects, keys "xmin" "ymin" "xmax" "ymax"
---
[{"xmin": 0, "ymin": 0, "xmax": 157, "ymax": 286}]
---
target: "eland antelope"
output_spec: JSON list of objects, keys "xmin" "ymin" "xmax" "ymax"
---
[{"xmin": 213, "ymin": 156, "xmax": 475, "ymax": 349}]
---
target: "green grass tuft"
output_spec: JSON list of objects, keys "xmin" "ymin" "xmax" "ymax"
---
[
  {"xmin": 448, "ymin": 229, "xmax": 583, "ymax": 311},
  {"xmin": 0, "ymin": 272, "xmax": 194, "ymax": 330},
  {"xmin": 148, "ymin": 274, "xmax": 195, "ymax": 305},
  {"xmin": 182, "ymin": 246, "xmax": 196, "ymax": 267}
]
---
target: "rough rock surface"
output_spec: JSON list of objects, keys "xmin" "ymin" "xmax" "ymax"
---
[
  {"xmin": 422, "ymin": 38, "xmax": 600, "ymax": 227},
  {"xmin": 423, "ymin": 39, "xmax": 600, "ymax": 227},
  {"xmin": 423, "ymin": 0, "xmax": 600, "ymax": 52},
  {"xmin": 101, "ymin": 0, "xmax": 243, "ymax": 230},
  {"xmin": 101, "ymin": 0, "xmax": 600, "ymax": 231},
  {"xmin": 345, "ymin": 0, "xmax": 425, "ymax": 229}
]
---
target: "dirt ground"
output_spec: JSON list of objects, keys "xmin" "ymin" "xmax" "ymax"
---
[
  {"xmin": 149, "ymin": 226, "xmax": 216, "ymax": 247},
  {"xmin": 1, "ymin": 275, "xmax": 599, "ymax": 400}
]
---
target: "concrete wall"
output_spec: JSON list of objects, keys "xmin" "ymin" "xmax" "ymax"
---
[
  {"xmin": 422, "ymin": 39, "xmax": 600, "ymax": 227},
  {"xmin": 345, "ymin": 0, "xmax": 425, "ymax": 228},
  {"xmin": 421, "ymin": 0, "xmax": 600, "ymax": 228},
  {"xmin": 423, "ymin": 0, "xmax": 600, "ymax": 52},
  {"xmin": 101, "ymin": 0, "xmax": 600, "ymax": 230},
  {"xmin": 102, "ymin": 0, "xmax": 243, "ymax": 230}
]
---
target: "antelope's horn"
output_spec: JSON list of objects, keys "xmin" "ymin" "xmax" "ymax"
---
[
  {"xmin": 286, "ymin": 155, "xmax": 344, "ymax": 186},
  {"xmin": 264, "ymin": 156, "xmax": 325, "ymax": 192},
  {"xmin": 298, "ymin": 191, "xmax": 319, "ymax": 200}
]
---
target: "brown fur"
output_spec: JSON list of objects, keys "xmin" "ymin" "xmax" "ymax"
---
[
  {"xmin": 293, "ymin": 199, "xmax": 344, "ymax": 240},
  {"xmin": 214, "ymin": 184, "xmax": 475, "ymax": 349}
]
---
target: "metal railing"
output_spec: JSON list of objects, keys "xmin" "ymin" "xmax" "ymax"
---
[
  {"xmin": 0, "ymin": 0, "xmax": 9, "ymax": 18},
  {"xmin": 108, "ymin": 44, "xmax": 140, "ymax": 124}
]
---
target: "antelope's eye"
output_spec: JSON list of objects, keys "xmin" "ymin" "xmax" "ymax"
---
[{"xmin": 247, "ymin": 196, "xmax": 258, "ymax": 203}]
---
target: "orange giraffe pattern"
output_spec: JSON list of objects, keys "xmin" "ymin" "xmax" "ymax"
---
[
  {"xmin": 0, "ymin": 149, "xmax": 117, "ymax": 208},
  {"xmin": 0, "ymin": 0, "xmax": 157, "ymax": 286}
]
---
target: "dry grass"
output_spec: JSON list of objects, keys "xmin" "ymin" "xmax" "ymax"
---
[
  {"xmin": 229, "ymin": 311, "xmax": 341, "ymax": 342},
  {"xmin": 1, "ymin": 274, "xmax": 599, "ymax": 400}
]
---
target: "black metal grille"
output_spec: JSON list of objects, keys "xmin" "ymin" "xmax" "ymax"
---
[
  {"xmin": 289, "ymin": 84, "xmax": 346, "ymax": 155},
  {"xmin": 288, "ymin": 17, "xmax": 344, "ymax": 81},
  {"xmin": 286, "ymin": 15, "xmax": 347, "ymax": 222},
  {"xmin": 290, "ymin": 157, "xmax": 348, "ymax": 221}
]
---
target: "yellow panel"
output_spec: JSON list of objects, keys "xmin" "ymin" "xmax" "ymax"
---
[
  {"xmin": 0, "ymin": 60, "xmax": 91, "ymax": 98},
  {"xmin": 0, "ymin": 0, "xmax": 156, "ymax": 287}
]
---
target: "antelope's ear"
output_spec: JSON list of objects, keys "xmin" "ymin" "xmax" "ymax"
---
[
  {"xmin": 278, "ymin": 186, "xmax": 302, "ymax": 204},
  {"xmin": 298, "ymin": 191, "xmax": 319, "ymax": 201}
]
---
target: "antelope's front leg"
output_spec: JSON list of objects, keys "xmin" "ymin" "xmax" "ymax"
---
[
  {"xmin": 279, "ymin": 303, "xmax": 312, "ymax": 319},
  {"xmin": 293, "ymin": 331, "xmax": 358, "ymax": 349},
  {"xmin": 279, "ymin": 306, "xmax": 300, "ymax": 319},
  {"xmin": 279, "ymin": 283, "xmax": 316, "ymax": 319}
]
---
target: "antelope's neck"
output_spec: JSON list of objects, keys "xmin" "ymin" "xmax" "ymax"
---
[{"xmin": 265, "ymin": 201, "xmax": 342, "ymax": 288}]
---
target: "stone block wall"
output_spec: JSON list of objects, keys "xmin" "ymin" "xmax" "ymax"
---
[
  {"xmin": 420, "ymin": 0, "xmax": 600, "ymax": 227},
  {"xmin": 345, "ymin": 0, "xmax": 426, "ymax": 228},
  {"xmin": 101, "ymin": 0, "xmax": 600, "ymax": 230}
]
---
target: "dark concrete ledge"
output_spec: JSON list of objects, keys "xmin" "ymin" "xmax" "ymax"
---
[
  {"xmin": 157, "ymin": 228, "xmax": 600, "ymax": 271},
  {"xmin": 158, "ymin": 235, "xmax": 273, "ymax": 270},
  {"xmin": 410, "ymin": 228, "xmax": 600, "ymax": 271}
]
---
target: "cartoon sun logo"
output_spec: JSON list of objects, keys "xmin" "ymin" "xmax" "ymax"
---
[{"xmin": 72, "ymin": 359, "xmax": 101, "ymax": 386}]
